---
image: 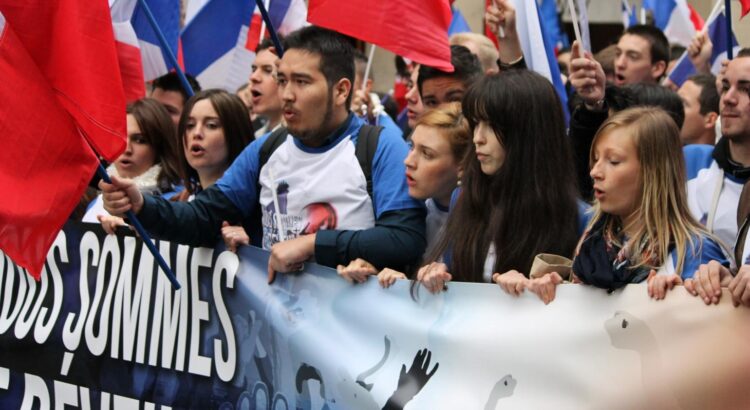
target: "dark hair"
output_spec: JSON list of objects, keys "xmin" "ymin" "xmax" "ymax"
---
[
  {"xmin": 417, "ymin": 45, "xmax": 482, "ymax": 96},
  {"xmin": 256, "ymin": 36, "xmax": 283, "ymax": 54},
  {"xmin": 604, "ymin": 84, "xmax": 635, "ymax": 112},
  {"xmin": 177, "ymin": 89, "xmax": 254, "ymax": 192},
  {"xmin": 669, "ymin": 45, "xmax": 686, "ymax": 62},
  {"xmin": 395, "ymin": 56, "xmax": 410, "ymax": 78},
  {"xmin": 283, "ymin": 26, "xmax": 355, "ymax": 107},
  {"xmin": 687, "ymin": 74, "xmax": 720, "ymax": 115},
  {"xmin": 152, "ymin": 72, "xmax": 202, "ymax": 104},
  {"xmin": 621, "ymin": 25, "xmax": 670, "ymax": 66},
  {"xmin": 738, "ymin": 48, "xmax": 750, "ymax": 58},
  {"xmin": 625, "ymin": 83, "xmax": 685, "ymax": 128},
  {"xmin": 126, "ymin": 98, "xmax": 184, "ymax": 192},
  {"xmin": 427, "ymin": 71, "xmax": 580, "ymax": 282}
]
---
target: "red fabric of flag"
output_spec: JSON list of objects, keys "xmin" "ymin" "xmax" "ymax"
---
[
  {"xmin": 687, "ymin": 4, "xmax": 704, "ymax": 31},
  {"xmin": 0, "ymin": 17, "xmax": 100, "ymax": 279},
  {"xmin": 741, "ymin": 0, "xmax": 750, "ymax": 18},
  {"xmin": 485, "ymin": 0, "xmax": 499, "ymax": 50},
  {"xmin": 308, "ymin": 0, "xmax": 454, "ymax": 72},
  {"xmin": 0, "ymin": 0, "xmax": 126, "ymax": 162},
  {"xmin": 115, "ymin": 39, "xmax": 147, "ymax": 103}
]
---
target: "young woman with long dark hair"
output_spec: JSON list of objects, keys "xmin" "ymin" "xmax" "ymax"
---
[{"xmin": 418, "ymin": 70, "xmax": 583, "ymax": 294}]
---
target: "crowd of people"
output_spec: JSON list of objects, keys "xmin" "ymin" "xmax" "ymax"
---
[{"xmin": 81, "ymin": 0, "xmax": 750, "ymax": 308}]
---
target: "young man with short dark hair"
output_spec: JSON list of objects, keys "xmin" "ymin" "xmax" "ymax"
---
[
  {"xmin": 101, "ymin": 26, "xmax": 425, "ymax": 281},
  {"xmin": 150, "ymin": 72, "xmax": 201, "ymax": 126},
  {"xmin": 613, "ymin": 24, "xmax": 670, "ymax": 86},
  {"xmin": 678, "ymin": 74, "xmax": 719, "ymax": 146},
  {"xmin": 417, "ymin": 45, "xmax": 482, "ymax": 110}
]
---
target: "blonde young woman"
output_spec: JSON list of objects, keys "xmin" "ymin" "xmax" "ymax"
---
[
  {"xmin": 528, "ymin": 107, "xmax": 729, "ymax": 304},
  {"xmin": 337, "ymin": 104, "xmax": 471, "ymax": 287}
]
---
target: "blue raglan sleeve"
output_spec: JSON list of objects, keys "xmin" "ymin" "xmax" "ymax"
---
[
  {"xmin": 214, "ymin": 133, "xmax": 269, "ymax": 219},
  {"xmin": 370, "ymin": 125, "xmax": 423, "ymax": 216},
  {"xmin": 680, "ymin": 235, "xmax": 730, "ymax": 279},
  {"xmin": 683, "ymin": 144, "xmax": 715, "ymax": 181},
  {"xmin": 313, "ymin": 126, "xmax": 426, "ymax": 271}
]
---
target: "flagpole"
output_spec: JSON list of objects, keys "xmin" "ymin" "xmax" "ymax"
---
[
  {"xmin": 566, "ymin": 0, "xmax": 583, "ymax": 50},
  {"xmin": 725, "ymin": 0, "xmax": 734, "ymax": 59},
  {"xmin": 96, "ymin": 164, "xmax": 181, "ymax": 289},
  {"xmin": 136, "ymin": 0, "xmax": 195, "ymax": 97},
  {"xmin": 255, "ymin": 0, "xmax": 285, "ymax": 57}
]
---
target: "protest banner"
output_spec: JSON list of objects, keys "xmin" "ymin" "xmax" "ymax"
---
[{"xmin": 0, "ymin": 223, "xmax": 748, "ymax": 409}]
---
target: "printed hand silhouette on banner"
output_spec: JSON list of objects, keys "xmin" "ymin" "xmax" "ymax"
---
[
  {"xmin": 484, "ymin": 374, "xmax": 517, "ymax": 410},
  {"xmin": 383, "ymin": 348, "xmax": 439, "ymax": 410}
]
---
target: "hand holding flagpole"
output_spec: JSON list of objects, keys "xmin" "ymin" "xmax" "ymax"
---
[{"xmin": 97, "ymin": 165, "xmax": 181, "ymax": 289}]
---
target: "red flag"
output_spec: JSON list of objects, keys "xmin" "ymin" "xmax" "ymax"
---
[
  {"xmin": 0, "ymin": 15, "xmax": 100, "ymax": 279},
  {"xmin": 308, "ymin": 0, "xmax": 454, "ymax": 72},
  {"xmin": 0, "ymin": 0, "xmax": 126, "ymax": 161},
  {"xmin": 484, "ymin": 0, "xmax": 500, "ymax": 49},
  {"xmin": 687, "ymin": 4, "xmax": 704, "ymax": 31},
  {"xmin": 114, "ymin": 38, "xmax": 147, "ymax": 103},
  {"xmin": 111, "ymin": 0, "xmax": 147, "ymax": 103},
  {"xmin": 741, "ymin": 0, "xmax": 750, "ymax": 19}
]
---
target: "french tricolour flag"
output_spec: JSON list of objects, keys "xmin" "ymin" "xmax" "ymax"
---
[
  {"xmin": 131, "ymin": 0, "xmax": 182, "ymax": 81},
  {"xmin": 514, "ymin": 0, "xmax": 569, "ymax": 122},
  {"xmin": 622, "ymin": 0, "xmax": 637, "ymax": 28},
  {"xmin": 642, "ymin": 0, "xmax": 699, "ymax": 47},
  {"xmin": 181, "ymin": 0, "xmax": 306, "ymax": 92},
  {"xmin": 667, "ymin": 7, "xmax": 740, "ymax": 88},
  {"xmin": 110, "ymin": 0, "xmax": 146, "ymax": 101}
]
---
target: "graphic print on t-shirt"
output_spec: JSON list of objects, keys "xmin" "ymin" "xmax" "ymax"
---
[{"xmin": 259, "ymin": 134, "xmax": 374, "ymax": 250}]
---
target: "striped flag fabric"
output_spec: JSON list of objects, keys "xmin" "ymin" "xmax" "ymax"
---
[
  {"xmin": 182, "ymin": 0, "xmax": 306, "ymax": 91},
  {"xmin": 642, "ymin": 0, "xmax": 698, "ymax": 47},
  {"xmin": 622, "ymin": 0, "xmax": 638, "ymax": 28},
  {"xmin": 111, "ymin": 0, "xmax": 146, "ymax": 102},
  {"xmin": 131, "ymin": 0, "xmax": 182, "ymax": 81},
  {"xmin": 667, "ymin": 8, "xmax": 740, "ymax": 88},
  {"xmin": 513, "ymin": 0, "xmax": 569, "ymax": 122}
]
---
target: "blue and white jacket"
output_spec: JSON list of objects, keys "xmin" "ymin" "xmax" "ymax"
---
[{"xmin": 685, "ymin": 141, "xmax": 747, "ymax": 256}]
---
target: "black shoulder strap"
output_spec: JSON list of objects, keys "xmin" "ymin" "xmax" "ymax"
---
[
  {"xmin": 355, "ymin": 124, "xmax": 383, "ymax": 198},
  {"xmin": 259, "ymin": 127, "xmax": 289, "ymax": 169}
]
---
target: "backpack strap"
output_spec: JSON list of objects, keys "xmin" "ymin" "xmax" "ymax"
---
[
  {"xmin": 355, "ymin": 124, "xmax": 383, "ymax": 198},
  {"xmin": 259, "ymin": 127, "xmax": 289, "ymax": 169}
]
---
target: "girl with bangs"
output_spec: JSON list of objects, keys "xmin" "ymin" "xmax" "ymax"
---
[
  {"xmin": 529, "ymin": 107, "xmax": 728, "ymax": 303},
  {"xmin": 417, "ymin": 70, "xmax": 584, "ymax": 296}
]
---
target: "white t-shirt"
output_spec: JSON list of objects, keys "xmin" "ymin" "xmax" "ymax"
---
[{"xmin": 258, "ymin": 134, "xmax": 375, "ymax": 249}]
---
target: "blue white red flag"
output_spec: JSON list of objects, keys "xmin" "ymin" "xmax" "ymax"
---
[
  {"xmin": 621, "ymin": 0, "xmax": 638, "ymax": 28},
  {"xmin": 110, "ymin": 0, "xmax": 146, "ymax": 101},
  {"xmin": 539, "ymin": 0, "xmax": 569, "ymax": 52},
  {"xmin": 513, "ymin": 0, "xmax": 569, "ymax": 123},
  {"xmin": 130, "ymin": 0, "xmax": 182, "ymax": 81},
  {"xmin": 642, "ymin": 0, "xmax": 698, "ymax": 47},
  {"xmin": 667, "ymin": 7, "xmax": 740, "ymax": 88},
  {"xmin": 182, "ymin": 0, "xmax": 306, "ymax": 91}
]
